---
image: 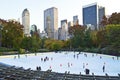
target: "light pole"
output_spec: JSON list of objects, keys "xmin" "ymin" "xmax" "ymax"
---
[{"xmin": 0, "ymin": 25, "xmax": 3, "ymax": 47}]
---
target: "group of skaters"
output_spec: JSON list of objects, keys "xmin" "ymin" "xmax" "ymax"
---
[
  {"xmin": 73, "ymin": 53, "xmax": 80, "ymax": 59},
  {"xmin": 49, "ymin": 62, "xmax": 73, "ymax": 70},
  {"xmin": 44, "ymin": 52, "xmax": 107, "ymax": 75},
  {"xmin": 41, "ymin": 56, "xmax": 53, "ymax": 62},
  {"xmin": 83, "ymin": 63, "xmax": 90, "ymax": 74},
  {"xmin": 83, "ymin": 62, "xmax": 106, "ymax": 74},
  {"xmin": 38, "ymin": 52, "xmax": 108, "ymax": 74},
  {"xmin": 13, "ymin": 52, "xmax": 119, "ymax": 75},
  {"xmin": 73, "ymin": 52, "xmax": 88, "ymax": 59},
  {"xmin": 14, "ymin": 55, "xmax": 21, "ymax": 59},
  {"xmin": 36, "ymin": 66, "xmax": 41, "ymax": 71},
  {"xmin": 67, "ymin": 62, "xmax": 73, "ymax": 67}
]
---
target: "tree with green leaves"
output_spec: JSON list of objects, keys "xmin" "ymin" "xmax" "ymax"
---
[
  {"xmin": 69, "ymin": 25, "xmax": 85, "ymax": 48},
  {"xmin": 44, "ymin": 39, "xmax": 64, "ymax": 51},
  {"xmin": 21, "ymin": 35, "xmax": 41, "ymax": 52},
  {"xmin": 96, "ymin": 30, "xmax": 108, "ymax": 48},
  {"xmin": 1, "ymin": 20, "xmax": 23, "ymax": 49},
  {"xmin": 106, "ymin": 24, "xmax": 120, "ymax": 47},
  {"xmin": 84, "ymin": 29, "xmax": 92, "ymax": 48},
  {"xmin": 90, "ymin": 31, "xmax": 98, "ymax": 47},
  {"xmin": 99, "ymin": 24, "xmax": 120, "ymax": 55},
  {"xmin": 30, "ymin": 35, "xmax": 41, "ymax": 52},
  {"xmin": 21, "ymin": 37, "xmax": 31, "ymax": 51}
]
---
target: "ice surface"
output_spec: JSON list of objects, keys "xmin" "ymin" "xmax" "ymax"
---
[{"xmin": 0, "ymin": 51, "xmax": 120, "ymax": 76}]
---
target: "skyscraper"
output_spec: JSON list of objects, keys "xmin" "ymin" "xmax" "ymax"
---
[
  {"xmin": 22, "ymin": 8, "xmax": 30, "ymax": 36},
  {"xmin": 68, "ymin": 21, "xmax": 73, "ymax": 28},
  {"xmin": 73, "ymin": 15, "xmax": 79, "ymax": 25},
  {"xmin": 44, "ymin": 7, "xmax": 58, "ymax": 40},
  {"xmin": 83, "ymin": 3, "xmax": 105, "ymax": 30},
  {"xmin": 30, "ymin": 24, "xmax": 37, "ymax": 36},
  {"xmin": 58, "ymin": 19, "xmax": 68, "ymax": 40}
]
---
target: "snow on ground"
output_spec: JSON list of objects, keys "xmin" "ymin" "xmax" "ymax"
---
[{"xmin": 0, "ymin": 51, "xmax": 120, "ymax": 76}]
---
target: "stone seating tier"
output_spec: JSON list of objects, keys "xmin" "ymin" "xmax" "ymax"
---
[{"xmin": 0, "ymin": 64, "xmax": 119, "ymax": 80}]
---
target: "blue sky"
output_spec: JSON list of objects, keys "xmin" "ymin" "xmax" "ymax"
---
[{"xmin": 0, "ymin": 0, "xmax": 119, "ymax": 31}]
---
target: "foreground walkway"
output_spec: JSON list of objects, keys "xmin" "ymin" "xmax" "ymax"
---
[{"xmin": 0, "ymin": 63, "xmax": 120, "ymax": 80}]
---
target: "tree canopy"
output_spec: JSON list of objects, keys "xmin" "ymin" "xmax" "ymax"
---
[{"xmin": 0, "ymin": 19, "xmax": 23, "ymax": 49}]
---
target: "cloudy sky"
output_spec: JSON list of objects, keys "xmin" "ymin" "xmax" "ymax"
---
[{"xmin": 0, "ymin": 0, "xmax": 119, "ymax": 31}]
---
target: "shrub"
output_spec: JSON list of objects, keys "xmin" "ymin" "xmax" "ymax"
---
[{"xmin": 19, "ymin": 48, "xmax": 25, "ymax": 54}]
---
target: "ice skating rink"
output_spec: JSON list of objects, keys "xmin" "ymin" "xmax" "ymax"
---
[{"xmin": 0, "ymin": 51, "xmax": 120, "ymax": 76}]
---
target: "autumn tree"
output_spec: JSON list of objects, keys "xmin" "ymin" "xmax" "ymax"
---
[
  {"xmin": 96, "ymin": 30, "xmax": 108, "ymax": 48},
  {"xmin": 1, "ymin": 20, "xmax": 23, "ymax": 49},
  {"xmin": 108, "ymin": 12, "xmax": 120, "ymax": 24},
  {"xmin": 69, "ymin": 25, "xmax": 85, "ymax": 48},
  {"xmin": 100, "ymin": 15, "xmax": 108, "ymax": 29}
]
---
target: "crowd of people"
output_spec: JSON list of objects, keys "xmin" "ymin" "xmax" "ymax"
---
[{"xmin": 12, "ymin": 51, "xmax": 119, "ymax": 75}]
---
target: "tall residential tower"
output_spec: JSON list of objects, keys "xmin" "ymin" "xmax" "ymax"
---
[
  {"xmin": 22, "ymin": 8, "xmax": 30, "ymax": 36},
  {"xmin": 44, "ymin": 7, "xmax": 58, "ymax": 40}
]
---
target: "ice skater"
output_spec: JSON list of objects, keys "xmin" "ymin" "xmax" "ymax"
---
[
  {"xmin": 73, "ymin": 54, "xmax": 75, "ymax": 58},
  {"xmin": 60, "ymin": 64, "xmax": 62, "ymax": 67},
  {"xmin": 117, "ymin": 56, "xmax": 119, "ymax": 60},
  {"xmin": 102, "ymin": 65, "xmax": 105, "ymax": 72},
  {"xmin": 41, "ymin": 58, "xmax": 43, "ymax": 61},
  {"xmin": 92, "ymin": 54, "xmax": 94, "ymax": 57},
  {"xmin": 51, "ymin": 57, "xmax": 53, "ymax": 60},
  {"xmin": 14, "ymin": 56, "xmax": 16, "ymax": 59},
  {"xmin": 77, "ymin": 54, "xmax": 79, "ymax": 59},
  {"xmin": 102, "ymin": 62, "xmax": 105, "ymax": 72},
  {"xmin": 84, "ymin": 54, "xmax": 87, "ymax": 57},
  {"xmin": 85, "ymin": 68, "xmax": 90, "ymax": 74},
  {"xmin": 112, "ymin": 57, "xmax": 114, "ymax": 60},
  {"xmin": 83, "ymin": 63, "xmax": 85, "ymax": 69},
  {"xmin": 68, "ymin": 62, "xmax": 70, "ymax": 67},
  {"xmin": 49, "ymin": 66, "xmax": 52, "ymax": 70},
  {"xmin": 25, "ymin": 55, "xmax": 27, "ymax": 57}
]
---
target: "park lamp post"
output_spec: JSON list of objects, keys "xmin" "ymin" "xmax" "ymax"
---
[{"xmin": 0, "ymin": 24, "xmax": 3, "ymax": 47}]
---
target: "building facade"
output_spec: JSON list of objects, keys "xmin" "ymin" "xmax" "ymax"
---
[
  {"xmin": 58, "ymin": 27, "xmax": 62, "ymax": 40},
  {"xmin": 40, "ymin": 31, "xmax": 48, "ymax": 38},
  {"xmin": 58, "ymin": 19, "xmax": 68, "ymax": 40},
  {"xmin": 30, "ymin": 24, "xmax": 37, "ymax": 36},
  {"xmin": 68, "ymin": 21, "xmax": 73, "ymax": 28},
  {"xmin": 44, "ymin": 7, "xmax": 58, "ymax": 40},
  {"xmin": 83, "ymin": 3, "xmax": 105, "ymax": 30},
  {"xmin": 22, "ymin": 8, "xmax": 30, "ymax": 36},
  {"xmin": 73, "ymin": 15, "xmax": 79, "ymax": 26}
]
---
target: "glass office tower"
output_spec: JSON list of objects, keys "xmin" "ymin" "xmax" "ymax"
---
[{"xmin": 83, "ymin": 3, "xmax": 105, "ymax": 30}]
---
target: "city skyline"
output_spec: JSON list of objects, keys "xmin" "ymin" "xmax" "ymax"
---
[{"xmin": 0, "ymin": 0, "xmax": 119, "ymax": 31}]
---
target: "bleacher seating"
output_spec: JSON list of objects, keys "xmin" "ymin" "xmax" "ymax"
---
[{"xmin": 0, "ymin": 64, "xmax": 120, "ymax": 80}]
